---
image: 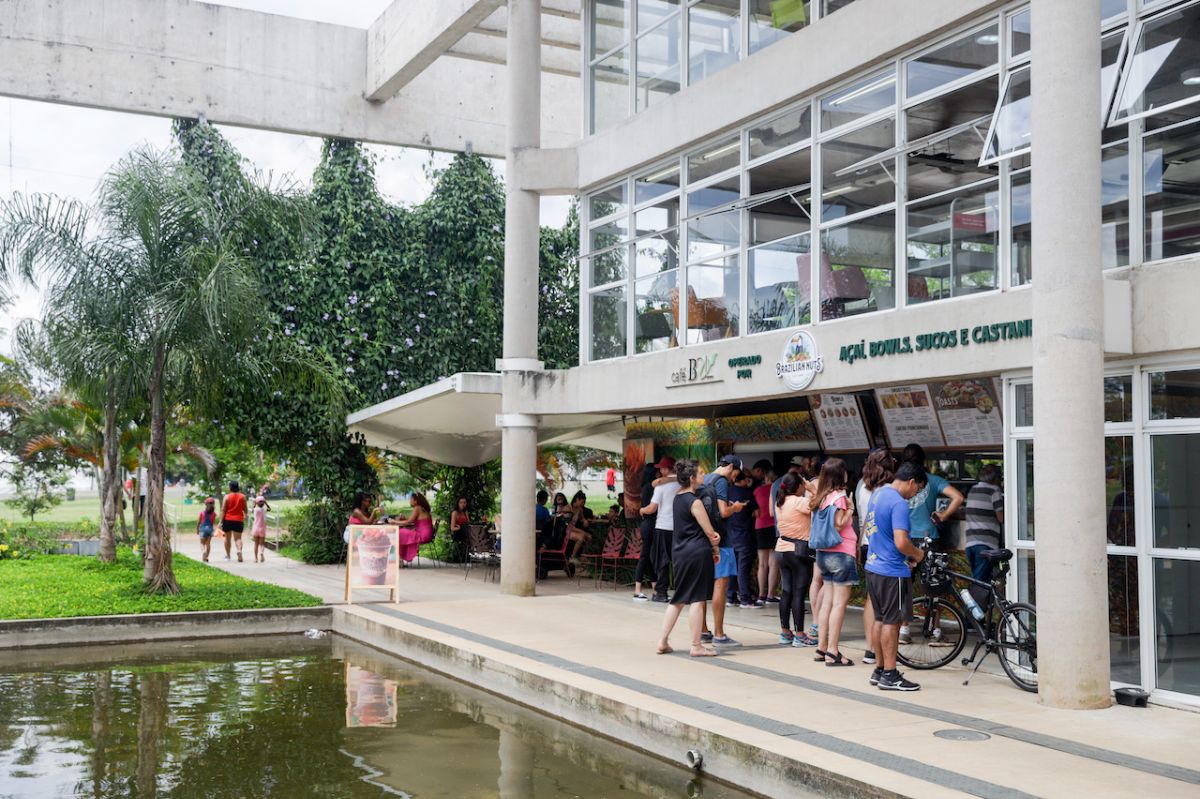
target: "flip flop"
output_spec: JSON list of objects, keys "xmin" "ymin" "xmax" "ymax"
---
[
  {"xmin": 825, "ymin": 652, "xmax": 855, "ymax": 667},
  {"xmin": 689, "ymin": 646, "xmax": 718, "ymax": 657}
]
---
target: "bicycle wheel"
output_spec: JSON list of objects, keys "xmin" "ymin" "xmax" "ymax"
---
[
  {"xmin": 898, "ymin": 597, "xmax": 967, "ymax": 669},
  {"xmin": 998, "ymin": 602, "xmax": 1038, "ymax": 692}
]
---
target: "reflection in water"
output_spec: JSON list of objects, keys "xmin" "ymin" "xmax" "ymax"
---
[{"xmin": 0, "ymin": 637, "xmax": 762, "ymax": 799}]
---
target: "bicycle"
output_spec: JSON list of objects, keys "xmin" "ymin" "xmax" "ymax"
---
[{"xmin": 897, "ymin": 545, "xmax": 1039, "ymax": 692}]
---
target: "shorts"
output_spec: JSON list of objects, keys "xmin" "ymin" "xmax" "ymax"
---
[
  {"xmin": 606, "ymin": 482, "xmax": 616, "ymax": 492},
  {"xmin": 222, "ymin": 519, "xmax": 245, "ymax": 534},
  {"xmin": 198, "ymin": 529, "xmax": 214, "ymax": 540},
  {"xmin": 714, "ymin": 547, "xmax": 737, "ymax": 579},
  {"xmin": 816, "ymin": 551, "xmax": 859, "ymax": 585},
  {"xmin": 866, "ymin": 572, "xmax": 912, "ymax": 626},
  {"xmin": 755, "ymin": 527, "xmax": 777, "ymax": 550}
]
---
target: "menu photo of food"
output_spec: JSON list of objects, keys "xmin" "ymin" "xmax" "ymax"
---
[
  {"xmin": 930, "ymin": 379, "xmax": 1003, "ymax": 447},
  {"xmin": 812, "ymin": 394, "xmax": 870, "ymax": 451},
  {"xmin": 875, "ymin": 385, "xmax": 946, "ymax": 449}
]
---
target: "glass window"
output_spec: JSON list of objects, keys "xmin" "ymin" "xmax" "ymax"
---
[
  {"xmin": 1150, "ymin": 369, "xmax": 1200, "ymax": 420},
  {"xmin": 749, "ymin": 232, "xmax": 812, "ymax": 333},
  {"xmin": 1151, "ymin": 433, "xmax": 1200, "ymax": 549},
  {"xmin": 750, "ymin": 197, "xmax": 811, "ymax": 250},
  {"xmin": 589, "ymin": 183, "xmax": 627, "ymax": 220},
  {"xmin": 589, "ymin": 216, "xmax": 630, "ymax": 253},
  {"xmin": 749, "ymin": 105, "xmax": 812, "ymax": 160},
  {"xmin": 637, "ymin": 0, "xmax": 681, "ymax": 33},
  {"xmin": 1014, "ymin": 383, "xmax": 1034, "ymax": 427},
  {"xmin": 592, "ymin": 47, "xmax": 631, "ymax": 133},
  {"xmin": 982, "ymin": 66, "xmax": 1031, "ymax": 163},
  {"xmin": 688, "ymin": 135, "xmax": 741, "ymax": 183},
  {"xmin": 820, "ymin": 71, "xmax": 897, "ymax": 131},
  {"xmin": 1144, "ymin": 118, "xmax": 1200, "ymax": 261},
  {"xmin": 588, "ymin": 246, "xmax": 628, "ymax": 286},
  {"xmin": 1102, "ymin": 143, "xmax": 1131, "ymax": 269},
  {"xmin": 821, "ymin": 117, "xmax": 896, "ymax": 220},
  {"xmin": 635, "ymin": 269, "xmax": 678, "ymax": 352},
  {"xmin": 686, "ymin": 174, "xmax": 740, "ymax": 215},
  {"xmin": 686, "ymin": 254, "xmax": 739, "ymax": 341},
  {"xmin": 1010, "ymin": 170, "xmax": 1032, "ymax": 286},
  {"xmin": 686, "ymin": 206, "xmax": 740, "ymax": 261},
  {"xmin": 906, "ymin": 26, "xmax": 999, "ymax": 100},
  {"xmin": 1112, "ymin": 2, "xmax": 1200, "ymax": 124},
  {"xmin": 592, "ymin": 0, "xmax": 631, "ymax": 57},
  {"xmin": 636, "ymin": 163, "xmax": 681, "ymax": 205},
  {"xmin": 636, "ymin": 14, "xmax": 682, "ymax": 112},
  {"xmin": 906, "ymin": 183, "xmax": 1000, "ymax": 304},
  {"xmin": 635, "ymin": 230, "xmax": 681, "ymax": 277},
  {"xmin": 1105, "ymin": 375, "xmax": 1134, "ymax": 423},
  {"xmin": 1154, "ymin": 558, "xmax": 1200, "ymax": 695},
  {"xmin": 635, "ymin": 197, "xmax": 680, "ymax": 237},
  {"xmin": 748, "ymin": 0, "xmax": 810, "ymax": 55},
  {"xmin": 1009, "ymin": 9, "xmax": 1030, "ymax": 58},
  {"xmin": 906, "ymin": 80, "xmax": 999, "ymax": 200},
  {"xmin": 688, "ymin": 0, "xmax": 741, "ymax": 85},
  {"xmin": 1102, "ymin": 0, "xmax": 1127, "ymax": 21},
  {"xmin": 590, "ymin": 285, "xmax": 627, "ymax": 360},
  {"xmin": 820, "ymin": 0, "xmax": 859, "ymax": 16},
  {"xmin": 1108, "ymin": 555, "xmax": 1141, "ymax": 687},
  {"xmin": 1101, "ymin": 30, "xmax": 1127, "ymax": 122},
  {"xmin": 1015, "ymin": 439, "xmax": 1034, "ymax": 541},
  {"xmin": 819, "ymin": 211, "xmax": 896, "ymax": 320},
  {"xmin": 748, "ymin": 146, "xmax": 811, "ymax": 197},
  {"xmin": 1105, "ymin": 436, "xmax": 1136, "ymax": 547},
  {"xmin": 1016, "ymin": 548, "xmax": 1035, "ymax": 606}
]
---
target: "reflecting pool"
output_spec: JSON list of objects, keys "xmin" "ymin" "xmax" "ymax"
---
[{"xmin": 0, "ymin": 635, "xmax": 760, "ymax": 798}]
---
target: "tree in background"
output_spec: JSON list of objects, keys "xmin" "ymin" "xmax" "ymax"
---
[{"xmin": 4, "ymin": 460, "xmax": 67, "ymax": 521}]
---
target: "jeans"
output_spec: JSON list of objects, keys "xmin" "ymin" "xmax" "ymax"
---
[
  {"xmin": 728, "ymin": 530, "xmax": 756, "ymax": 603},
  {"xmin": 966, "ymin": 544, "xmax": 997, "ymax": 583},
  {"xmin": 634, "ymin": 522, "xmax": 656, "ymax": 584},
  {"xmin": 776, "ymin": 550, "xmax": 813, "ymax": 632},
  {"xmin": 652, "ymin": 528, "xmax": 673, "ymax": 598}
]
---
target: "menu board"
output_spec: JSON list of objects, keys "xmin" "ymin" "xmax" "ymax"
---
[
  {"xmin": 930, "ymin": 379, "xmax": 1003, "ymax": 447},
  {"xmin": 875, "ymin": 385, "xmax": 946, "ymax": 449},
  {"xmin": 810, "ymin": 394, "xmax": 870, "ymax": 452}
]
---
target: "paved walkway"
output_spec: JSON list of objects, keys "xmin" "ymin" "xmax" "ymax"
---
[{"xmin": 179, "ymin": 537, "xmax": 1199, "ymax": 799}]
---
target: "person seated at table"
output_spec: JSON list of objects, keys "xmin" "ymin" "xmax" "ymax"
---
[
  {"xmin": 348, "ymin": 492, "xmax": 383, "ymax": 526},
  {"xmin": 450, "ymin": 496, "xmax": 472, "ymax": 540},
  {"xmin": 567, "ymin": 491, "xmax": 594, "ymax": 564},
  {"xmin": 391, "ymin": 492, "xmax": 435, "ymax": 564},
  {"xmin": 535, "ymin": 490, "xmax": 552, "ymax": 548},
  {"xmin": 605, "ymin": 493, "xmax": 625, "ymax": 526},
  {"xmin": 553, "ymin": 491, "xmax": 571, "ymax": 518}
]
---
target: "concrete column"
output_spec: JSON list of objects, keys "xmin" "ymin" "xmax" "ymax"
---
[
  {"xmin": 498, "ymin": 0, "xmax": 542, "ymax": 597},
  {"xmin": 1030, "ymin": 0, "xmax": 1110, "ymax": 709}
]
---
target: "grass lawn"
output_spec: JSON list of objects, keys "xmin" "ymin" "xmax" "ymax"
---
[
  {"xmin": 0, "ymin": 549, "xmax": 321, "ymax": 620},
  {"xmin": 0, "ymin": 494, "xmax": 309, "ymax": 526}
]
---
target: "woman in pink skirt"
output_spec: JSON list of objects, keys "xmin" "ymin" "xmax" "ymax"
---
[{"xmin": 392, "ymin": 492, "xmax": 435, "ymax": 565}]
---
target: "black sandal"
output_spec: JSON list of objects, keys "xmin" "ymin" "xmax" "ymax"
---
[
  {"xmin": 812, "ymin": 649, "xmax": 827, "ymax": 662},
  {"xmin": 825, "ymin": 652, "xmax": 854, "ymax": 667}
]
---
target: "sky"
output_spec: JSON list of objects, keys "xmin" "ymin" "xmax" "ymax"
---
[{"xmin": 0, "ymin": 0, "xmax": 572, "ymax": 354}]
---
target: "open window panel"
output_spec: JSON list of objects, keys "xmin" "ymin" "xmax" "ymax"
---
[
  {"xmin": 1110, "ymin": 0, "xmax": 1200, "ymax": 127},
  {"xmin": 979, "ymin": 66, "xmax": 1029, "ymax": 166}
]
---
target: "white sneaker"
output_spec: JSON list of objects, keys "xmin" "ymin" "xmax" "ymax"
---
[
  {"xmin": 899, "ymin": 625, "xmax": 912, "ymax": 645},
  {"xmin": 632, "ymin": 593, "xmax": 649, "ymax": 602}
]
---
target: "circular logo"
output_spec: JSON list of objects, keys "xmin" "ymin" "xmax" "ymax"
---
[{"xmin": 776, "ymin": 330, "xmax": 824, "ymax": 391}]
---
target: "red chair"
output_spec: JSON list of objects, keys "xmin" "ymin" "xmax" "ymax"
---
[
  {"xmin": 610, "ymin": 529, "xmax": 643, "ymax": 589},
  {"xmin": 537, "ymin": 517, "xmax": 572, "ymax": 579},
  {"xmin": 583, "ymin": 526, "xmax": 626, "ymax": 588}
]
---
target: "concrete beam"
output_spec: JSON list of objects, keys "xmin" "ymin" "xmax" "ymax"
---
[
  {"xmin": 513, "ymin": 147, "xmax": 579, "ymax": 194},
  {"xmin": 448, "ymin": 31, "xmax": 581, "ymax": 77},
  {"xmin": 475, "ymin": 5, "xmax": 582, "ymax": 50},
  {"xmin": 366, "ymin": 0, "xmax": 505, "ymax": 101},
  {"xmin": 0, "ymin": 0, "xmax": 581, "ymax": 157}
]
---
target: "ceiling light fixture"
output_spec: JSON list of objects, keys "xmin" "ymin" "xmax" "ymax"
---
[
  {"xmin": 975, "ymin": 32, "xmax": 1000, "ymax": 46},
  {"xmin": 1182, "ymin": 69, "xmax": 1200, "ymax": 87}
]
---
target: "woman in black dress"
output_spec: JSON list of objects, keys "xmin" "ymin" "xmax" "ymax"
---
[{"xmin": 656, "ymin": 460, "xmax": 722, "ymax": 657}]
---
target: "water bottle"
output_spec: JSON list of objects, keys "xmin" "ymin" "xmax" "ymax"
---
[{"xmin": 959, "ymin": 588, "xmax": 985, "ymax": 621}]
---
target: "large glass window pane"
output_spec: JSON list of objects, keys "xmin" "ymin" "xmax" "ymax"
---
[
  {"xmin": 1105, "ymin": 436, "xmax": 1137, "ymax": 547},
  {"xmin": 687, "ymin": 207, "xmax": 740, "ymax": 261},
  {"xmin": 1151, "ymin": 433, "xmax": 1200, "ymax": 549},
  {"xmin": 637, "ymin": 0, "xmax": 681, "ymax": 33},
  {"xmin": 906, "ymin": 80, "xmax": 999, "ymax": 200},
  {"xmin": 749, "ymin": 105, "xmax": 812, "ymax": 160},
  {"xmin": 688, "ymin": 0, "xmax": 741, "ymax": 85},
  {"xmin": 820, "ymin": 71, "xmax": 897, "ymax": 131},
  {"xmin": 635, "ymin": 197, "xmax": 680, "ymax": 237},
  {"xmin": 636, "ymin": 163, "xmax": 681, "ymax": 205},
  {"xmin": 1016, "ymin": 548, "xmax": 1035, "ymax": 605},
  {"xmin": 749, "ymin": 232, "xmax": 812, "ymax": 333},
  {"xmin": 688, "ymin": 135, "xmax": 741, "ymax": 183},
  {"xmin": 1150, "ymin": 370, "xmax": 1200, "ymax": 420},
  {"xmin": 750, "ymin": 195, "xmax": 811, "ymax": 246},
  {"xmin": 821, "ymin": 117, "xmax": 896, "ymax": 219},
  {"xmin": 1112, "ymin": 3, "xmax": 1200, "ymax": 123},
  {"xmin": 636, "ymin": 14, "xmax": 682, "ymax": 112},
  {"xmin": 748, "ymin": 0, "xmax": 810, "ymax": 55},
  {"xmin": 1108, "ymin": 555, "xmax": 1141, "ymax": 687},
  {"xmin": 819, "ymin": 211, "xmax": 896, "ymax": 320},
  {"xmin": 1010, "ymin": 170, "xmax": 1032, "ymax": 286},
  {"xmin": 592, "ymin": 47, "xmax": 631, "ymax": 132},
  {"xmin": 591, "ymin": 0, "xmax": 631, "ymax": 57},
  {"xmin": 590, "ymin": 285, "xmax": 627, "ymax": 360},
  {"xmin": 906, "ymin": 26, "xmax": 999, "ymax": 99},
  {"xmin": 589, "ymin": 183, "xmax": 627, "ymax": 220},
  {"xmin": 820, "ymin": 0, "xmax": 859, "ymax": 17},
  {"xmin": 635, "ymin": 270, "xmax": 678, "ymax": 352},
  {"xmin": 748, "ymin": 146, "xmax": 811, "ymax": 197},
  {"xmin": 983, "ymin": 66, "xmax": 1031, "ymax": 163},
  {"xmin": 1144, "ymin": 118, "xmax": 1200, "ymax": 261},
  {"xmin": 1102, "ymin": 0, "xmax": 1127, "ymax": 21},
  {"xmin": 635, "ymin": 230, "xmax": 681, "ymax": 277},
  {"xmin": 588, "ymin": 246, "xmax": 628, "ymax": 286},
  {"xmin": 1154, "ymin": 558, "xmax": 1200, "ymax": 696},
  {"xmin": 686, "ymin": 174, "xmax": 740, "ymax": 215},
  {"xmin": 1009, "ymin": 9, "xmax": 1030, "ymax": 58},
  {"xmin": 907, "ymin": 183, "xmax": 1000, "ymax": 304},
  {"xmin": 1105, "ymin": 375, "xmax": 1134, "ymax": 423},
  {"xmin": 1014, "ymin": 384, "xmax": 1034, "ymax": 428},
  {"xmin": 1102, "ymin": 144, "xmax": 1131, "ymax": 268},
  {"xmin": 589, "ymin": 216, "xmax": 629, "ymax": 252},
  {"xmin": 1016, "ymin": 439, "xmax": 1034, "ymax": 541},
  {"xmin": 686, "ymin": 255, "xmax": 739, "ymax": 341},
  {"xmin": 1101, "ymin": 30, "xmax": 1127, "ymax": 122}
]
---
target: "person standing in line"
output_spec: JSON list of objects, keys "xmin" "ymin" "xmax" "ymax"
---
[
  {"xmin": 642, "ymin": 457, "xmax": 679, "ymax": 603},
  {"xmin": 898, "ymin": 444, "xmax": 964, "ymax": 644},
  {"xmin": 219, "ymin": 480, "xmax": 248, "ymax": 562},
  {"xmin": 751, "ymin": 461, "xmax": 777, "ymax": 608},
  {"xmin": 250, "ymin": 495, "xmax": 271, "ymax": 563},
  {"xmin": 605, "ymin": 466, "xmax": 617, "ymax": 498},
  {"xmin": 802, "ymin": 456, "xmax": 826, "ymax": 645},
  {"xmin": 964, "ymin": 464, "xmax": 1004, "ymax": 582},
  {"xmin": 633, "ymin": 462, "xmax": 665, "ymax": 601},
  {"xmin": 728, "ymin": 472, "xmax": 758, "ymax": 608},
  {"xmin": 811, "ymin": 459, "xmax": 857, "ymax": 666},
  {"xmin": 769, "ymin": 457, "xmax": 815, "ymax": 603},
  {"xmin": 196, "ymin": 497, "xmax": 217, "ymax": 563},
  {"xmin": 702, "ymin": 455, "xmax": 747, "ymax": 648},
  {"xmin": 855, "ymin": 448, "xmax": 896, "ymax": 665},
  {"xmin": 774, "ymin": 473, "xmax": 817, "ymax": 647},
  {"xmin": 864, "ymin": 462, "xmax": 927, "ymax": 691},
  {"xmin": 656, "ymin": 460, "xmax": 722, "ymax": 658}
]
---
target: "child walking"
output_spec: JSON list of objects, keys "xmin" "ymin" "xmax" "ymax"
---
[
  {"xmin": 197, "ymin": 497, "xmax": 217, "ymax": 562},
  {"xmin": 251, "ymin": 495, "xmax": 271, "ymax": 563}
]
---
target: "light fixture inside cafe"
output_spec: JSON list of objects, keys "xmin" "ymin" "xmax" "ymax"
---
[
  {"xmin": 1182, "ymin": 69, "xmax": 1200, "ymax": 87},
  {"xmin": 975, "ymin": 31, "xmax": 1000, "ymax": 46}
]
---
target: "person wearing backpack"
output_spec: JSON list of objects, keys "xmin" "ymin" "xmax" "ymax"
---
[{"xmin": 808, "ymin": 458, "xmax": 858, "ymax": 666}]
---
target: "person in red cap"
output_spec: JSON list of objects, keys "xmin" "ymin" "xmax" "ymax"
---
[
  {"xmin": 639, "ymin": 455, "xmax": 678, "ymax": 602},
  {"xmin": 196, "ymin": 497, "xmax": 217, "ymax": 563}
]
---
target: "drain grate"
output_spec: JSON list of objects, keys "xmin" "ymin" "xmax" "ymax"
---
[{"xmin": 934, "ymin": 729, "xmax": 992, "ymax": 742}]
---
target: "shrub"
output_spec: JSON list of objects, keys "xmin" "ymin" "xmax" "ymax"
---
[{"xmin": 288, "ymin": 500, "xmax": 346, "ymax": 565}]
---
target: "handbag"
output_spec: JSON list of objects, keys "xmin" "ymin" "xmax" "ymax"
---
[{"xmin": 809, "ymin": 493, "xmax": 844, "ymax": 551}]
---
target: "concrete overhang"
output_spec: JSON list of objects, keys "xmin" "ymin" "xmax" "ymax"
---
[{"xmin": 346, "ymin": 372, "xmax": 626, "ymax": 467}]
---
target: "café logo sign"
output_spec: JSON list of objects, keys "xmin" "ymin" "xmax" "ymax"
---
[
  {"xmin": 776, "ymin": 330, "xmax": 823, "ymax": 391},
  {"xmin": 669, "ymin": 353, "xmax": 721, "ymax": 388}
]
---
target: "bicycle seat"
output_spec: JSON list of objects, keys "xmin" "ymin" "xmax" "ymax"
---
[{"xmin": 980, "ymin": 548, "xmax": 1013, "ymax": 563}]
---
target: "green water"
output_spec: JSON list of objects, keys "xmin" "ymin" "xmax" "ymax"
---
[{"xmin": 0, "ymin": 636, "xmax": 758, "ymax": 799}]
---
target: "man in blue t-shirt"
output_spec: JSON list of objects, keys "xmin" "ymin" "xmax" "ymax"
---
[
  {"xmin": 899, "ymin": 444, "xmax": 964, "ymax": 645},
  {"xmin": 864, "ymin": 462, "xmax": 927, "ymax": 692}
]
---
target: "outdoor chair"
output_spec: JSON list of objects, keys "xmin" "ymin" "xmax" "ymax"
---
[
  {"xmin": 463, "ymin": 523, "xmax": 499, "ymax": 583},
  {"xmin": 537, "ymin": 517, "xmax": 572, "ymax": 580},
  {"xmin": 581, "ymin": 526, "xmax": 626, "ymax": 588},
  {"xmin": 414, "ymin": 520, "xmax": 441, "ymax": 569},
  {"xmin": 611, "ymin": 529, "xmax": 643, "ymax": 588}
]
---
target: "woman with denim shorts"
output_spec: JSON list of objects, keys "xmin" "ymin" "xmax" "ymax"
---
[{"xmin": 811, "ymin": 458, "xmax": 858, "ymax": 666}]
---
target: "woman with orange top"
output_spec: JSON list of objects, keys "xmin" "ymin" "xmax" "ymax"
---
[{"xmin": 219, "ymin": 481, "xmax": 248, "ymax": 562}]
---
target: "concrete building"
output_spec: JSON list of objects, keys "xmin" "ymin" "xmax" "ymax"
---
[{"xmin": 4, "ymin": 0, "xmax": 1200, "ymax": 710}]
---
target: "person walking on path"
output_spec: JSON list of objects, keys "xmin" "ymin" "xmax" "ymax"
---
[
  {"xmin": 250, "ymin": 495, "xmax": 271, "ymax": 563},
  {"xmin": 774, "ymin": 473, "xmax": 817, "ymax": 647},
  {"xmin": 855, "ymin": 448, "xmax": 896, "ymax": 665},
  {"xmin": 643, "ymin": 457, "xmax": 679, "ymax": 603},
  {"xmin": 633, "ymin": 463, "xmax": 662, "ymax": 601},
  {"xmin": 898, "ymin": 444, "xmax": 963, "ymax": 644},
  {"xmin": 702, "ymin": 455, "xmax": 747, "ymax": 648},
  {"xmin": 196, "ymin": 497, "xmax": 217, "ymax": 563},
  {"xmin": 751, "ymin": 461, "xmax": 777, "ymax": 607},
  {"xmin": 964, "ymin": 464, "xmax": 1004, "ymax": 582},
  {"xmin": 811, "ymin": 458, "xmax": 858, "ymax": 667},
  {"xmin": 656, "ymin": 460, "xmax": 722, "ymax": 658},
  {"xmin": 864, "ymin": 462, "xmax": 927, "ymax": 691},
  {"xmin": 219, "ymin": 481, "xmax": 248, "ymax": 562},
  {"xmin": 606, "ymin": 466, "xmax": 617, "ymax": 498}
]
